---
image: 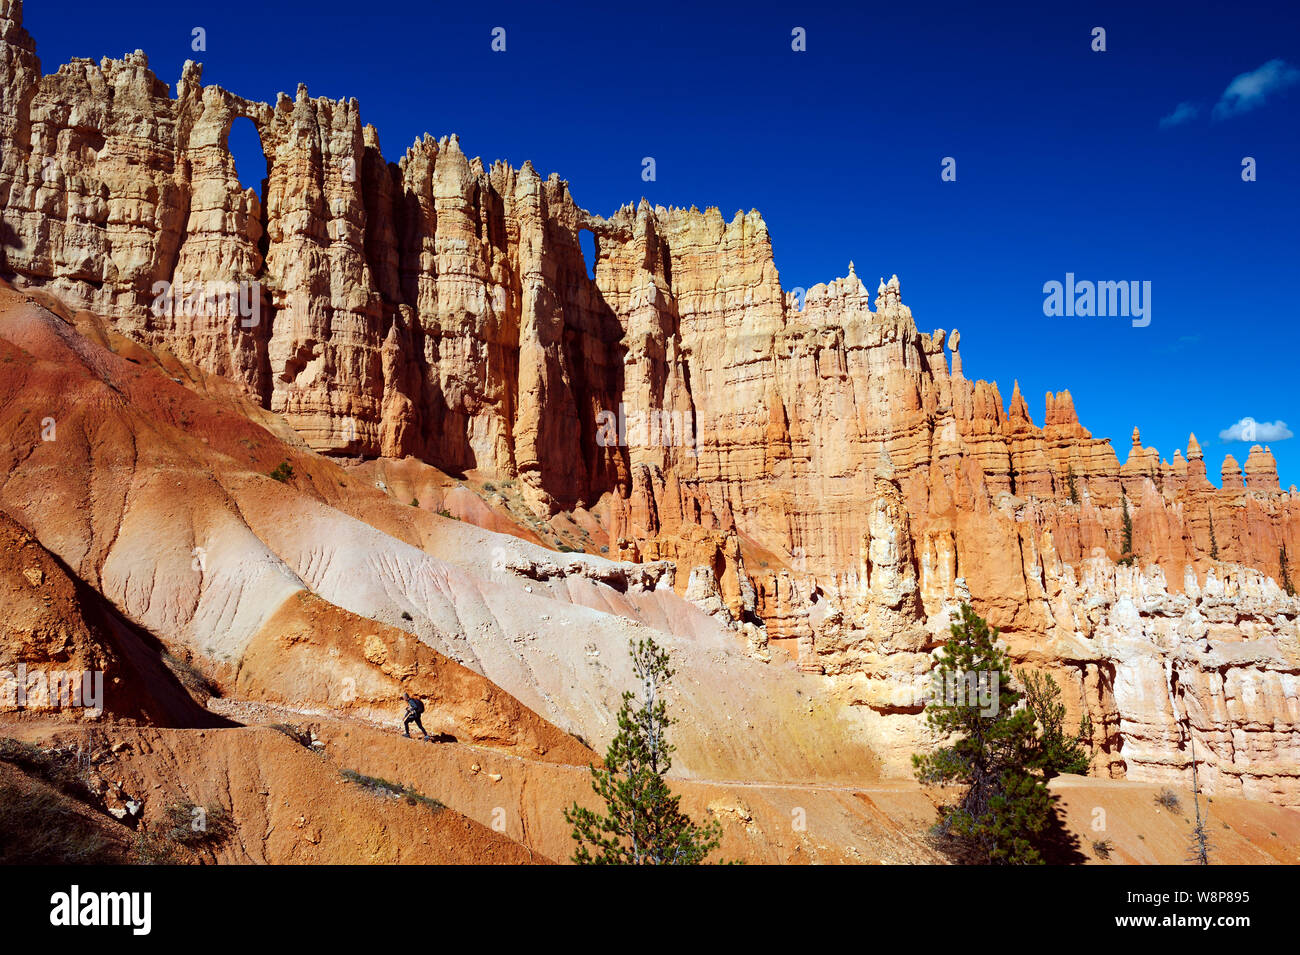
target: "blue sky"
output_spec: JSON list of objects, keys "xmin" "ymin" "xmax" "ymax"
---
[{"xmin": 28, "ymin": 0, "xmax": 1300, "ymax": 485}]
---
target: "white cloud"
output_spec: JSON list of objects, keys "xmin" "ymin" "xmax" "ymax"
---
[
  {"xmin": 1218, "ymin": 417, "xmax": 1293, "ymax": 443},
  {"xmin": 1213, "ymin": 59, "xmax": 1300, "ymax": 119},
  {"xmin": 1159, "ymin": 101, "xmax": 1199, "ymax": 128}
]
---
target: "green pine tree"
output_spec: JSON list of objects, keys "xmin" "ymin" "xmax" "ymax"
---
[
  {"xmin": 1065, "ymin": 465, "xmax": 1079, "ymax": 505},
  {"xmin": 1017, "ymin": 669, "xmax": 1092, "ymax": 779},
  {"xmin": 564, "ymin": 637, "xmax": 725, "ymax": 864},
  {"xmin": 1117, "ymin": 491, "xmax": 1135, "ymax": 566},
  {"xmin": 913, "ymin": 604, "xmax": 1054, "ymax": 864},
  {"xmin": 1280, "ymin": 545, "xmax": 1295, "ymax": 597},
  {"xmin": 1208, "ymin": 511, "xmax": 1219, "ymax": 560}
]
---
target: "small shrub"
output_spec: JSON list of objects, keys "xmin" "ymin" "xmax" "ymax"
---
[
  {"xmin": 340, "ymin": 769, "xmax": 444, "ymax": 812},
  {"xmin": 1155, "ymin": 788, "xmax": 1181, "ymax": 812},
  {"xmin": 400, "ymin": 610, "xmax": 413, "ymax": 621},
  {"xmin": 132, "ymin": 829, "xmax": 180, "ymax": 865},
  {"xmin": 162, "ymin": 652, "xmax": 221, "ymax": 700},
  {"xmin": 0, "ymin": 738, "xmax": 46, "ymax": 768},
  {"xmin": 160, "ymin": 802, "xmax": 236, "ymax": 849},
  {"xmin": 339, "ymin": 768, "xmax": 401, "ymax": 797},
  {"xmin": 270, "ymin": 723, "xmax": 311, "ymax": 748},
  {"xmin": 0, "ymin": 738, "xmax": 97, "ymax": 804},
  {"xmin": 436, "ymin": 508, "xmax": 455, "ymax": 519},
  {"xmin": 0, "ymin": 782, "xmax": 124, "ymax": 864},
  {"xmin": 411, "ymin": 497, "xmax": 419, "ymax": 507},
  {"xmin": 269, "ymin": 460, "xmax": 294, "ymax": 483},
  {"xmin": 1091, "ymin": 838, "xmax": 1114, "ymax": 860}
]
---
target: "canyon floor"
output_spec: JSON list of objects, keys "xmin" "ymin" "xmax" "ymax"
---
[{"xmin": 6, "ymin": 715, "xmax": 1300, "ymax": 865}]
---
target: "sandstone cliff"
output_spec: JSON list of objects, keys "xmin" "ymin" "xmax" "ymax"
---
[{"xmin": 2, "ymin": 0, "xmax": 1297, "ymax": 803}]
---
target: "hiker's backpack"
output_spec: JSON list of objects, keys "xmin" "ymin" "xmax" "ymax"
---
[{"xmin": 409, "ymin": 697, "xmax": 424, "ymax": 715}]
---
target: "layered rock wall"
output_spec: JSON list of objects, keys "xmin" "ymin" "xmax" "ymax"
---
[{"xmin": 3, "ymin": 0, "xmax": 1297, "ymax": 801}]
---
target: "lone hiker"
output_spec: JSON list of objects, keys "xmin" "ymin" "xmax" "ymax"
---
[{"xmin": 402, "ymin": 692, "xmax": 432, "ymax": 741}]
